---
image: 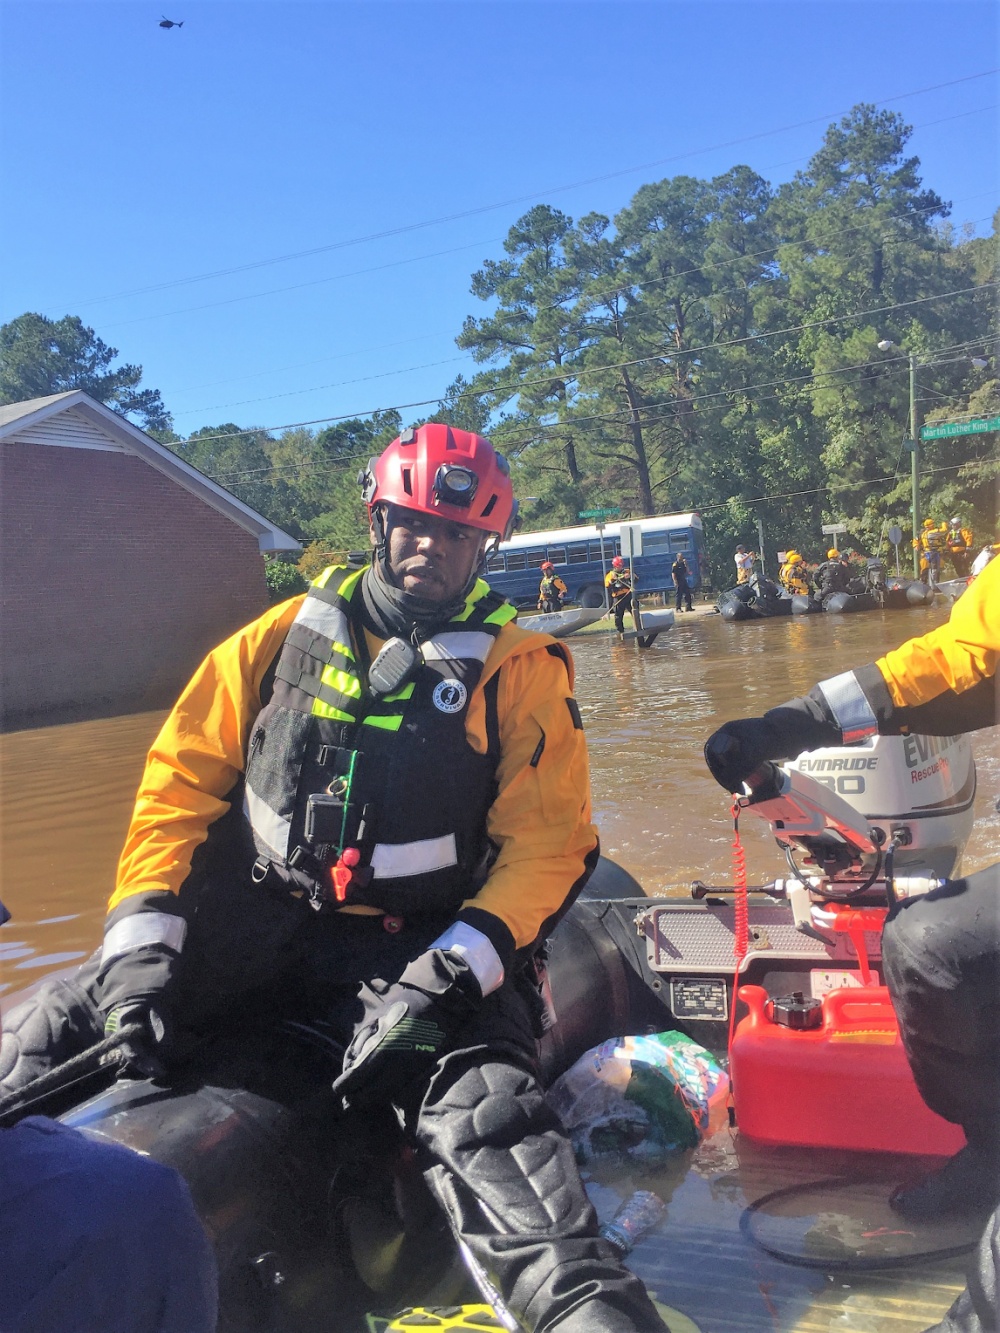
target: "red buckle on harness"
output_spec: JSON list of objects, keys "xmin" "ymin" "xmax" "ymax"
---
[{"xmin": 329, "ymin": 848, "xmax": 362, "ymax": 903}]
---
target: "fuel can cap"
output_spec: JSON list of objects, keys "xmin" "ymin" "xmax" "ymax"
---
[{"xmin": 766, "ymin": 991, "xmax": 823, "ymax": 1030}]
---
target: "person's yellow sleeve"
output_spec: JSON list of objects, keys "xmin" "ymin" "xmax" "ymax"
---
[
  {"xmin": 876, "ymin": 557, "xmax": 1000, "ymax": 708},
  {"xmin": 463, "ymin": 644, "xmax": 598, "ymax": 951},
  {"xmin": 108, "ymin": 597, "xmax": 304, "ymax": 911}
]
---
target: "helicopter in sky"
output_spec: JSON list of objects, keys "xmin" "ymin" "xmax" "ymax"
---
[{"xmin": 158, "ymin": 16, "xmax": 184, "ymax": 28}]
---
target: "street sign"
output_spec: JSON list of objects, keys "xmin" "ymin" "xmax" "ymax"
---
[
  {"xmin": 620, "ymin": 523, "xmax": 643, "ymax": 558},
  {"xmin": 821, "ymin": 522, "xmax": 849, "ymax": 535},
  {"xmin": 921, "ymin": 415, "xmax": 1000, "ymax": 441},
  {"xmin": 888, "ymin": 525, "xmax": 904, "ymax": 546},
  {"xmin": 578, "ymin": 507, "xmax": 621, "ymax": 519}
]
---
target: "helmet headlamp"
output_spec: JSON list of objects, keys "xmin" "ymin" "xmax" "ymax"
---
[{"xmin": 433, "ymin": 463, "xmax": 478, "ymax": 509}]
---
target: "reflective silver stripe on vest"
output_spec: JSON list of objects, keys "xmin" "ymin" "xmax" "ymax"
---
[
  {"xmin": 432, "ymin": 920, "xmax": 505, "ymax": 995},
  {"xmin": 101, "ymin": 912, "xmax": 187, "ymax": 967},
  {"xmin": 817, "ymin": 670, "xmax": 879, "ymax": 745},
  {"xmin": 243, "ymin": 784, "xmax": 292, "ymax": 860},
  {"xmin": 295, "ymin": 595, "xmax": 352, "ymax": 645},
  {"xmin": 370, "ymin": 833, "xmax": 458, "ymax": 879},
  {"xmin": 421, "ymin": 632, "xmax": 495, "ymax": 665}
]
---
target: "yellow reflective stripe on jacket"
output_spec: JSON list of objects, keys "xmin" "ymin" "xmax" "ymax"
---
[
  {"xmin": 382, "ymin": 682, "xmax": 416, "ymax": 703},
  {"xmin": 311, "ymin": 701, "xmax": 355, "ymax": 722},
  {"xmin": 319, "ymin": 665, "xmax": 362, "ymax": 699},
  {"xmin": 451, "ymin": 578, "xmax": 491, "ymax": 623},
  {"xmin": 362, "ymin": 714, "xmax": 404, "ymax": 731},
  {"xmin": 486, "ymin": 602, "xmax": 517, "ymax": 627}
]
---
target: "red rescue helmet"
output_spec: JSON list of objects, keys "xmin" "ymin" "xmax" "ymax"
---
[
  {"xmin": 611, "ymin": 556, "xmax": 625, "ymax": 569},
  {"xmin": 541, "ymin": 561, "xmax": 555, "ymax": 572},
  {"xmin": 360, "ymin": 423, "xmax": 517, "ymax": 541}
]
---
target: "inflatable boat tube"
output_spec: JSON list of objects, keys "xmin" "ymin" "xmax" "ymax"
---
[
  {"xmin": 822, "ymin": 590, "xmax": 878, "ymax": 614},
  {"xmin": 884, "ymin": 577, "xmax": 934, "ymax": 608}
]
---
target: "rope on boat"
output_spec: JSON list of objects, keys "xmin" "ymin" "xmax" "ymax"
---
[{"xmin": 0, "ymin": 1023, "xmax": 143, "ymax": 1126}]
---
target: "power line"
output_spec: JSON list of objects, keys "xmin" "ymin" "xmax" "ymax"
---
[
  {"xmin": 169, "ymin": 194, "xmax": 992, "ymax": 417},
  {"xmin": 181, "ymin": 354, "xmax": 473, "ymax": 417},
  {"xmin": 175, "ymin": 271, "xmax": 793, "ymax": 417},
  {"xmin": 166, "ymin": 190, "xmax": 995, "ymax": 419},
  {"xmin": 693, "ymin": 460, "xmax": 997, "ymax": 516},
  {"xmin": 97, "ymin": 235, "xmax": 508, "ymax": 334},
  {"xmin": 179, "ymin": 281, "xmax": 997, "ymax": 448},
  {"xmin": 202, "ymin": 336, "xmax": 992, "ymax": 484},
  {"xmin": 37, "ymin": 68, "xmax": 998, "ymax": 315},
  {"xmin": 62, "ymin": 111, "xmax": 999, "ymax": 348}
]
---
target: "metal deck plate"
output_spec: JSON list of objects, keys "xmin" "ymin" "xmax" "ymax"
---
[{"xmin": 637, "ymin": 904, "xmax": 882, "ymax": 975}]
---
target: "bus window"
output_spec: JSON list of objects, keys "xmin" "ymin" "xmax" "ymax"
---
[
  {"xmin": 566, "ymin": 543, "xmax": 589, "ymax": 564},
  {"xmin": 487, "ymin": 552, "xmax": 505, "ymax": 573},
  {"xmin": 526, "ymin": 549, "xmax": 547, "ymax": 568},
  {"xmin": 588, "ymin": 542, "xmax": 608, "ymax": 561},
  {"xmin": 546, "ymin": 547, "xmax": 566, "ymax": 565},
  {"xmin": 668, "ymin": 533, "xmax": 691, "ymax": 551},
  {"xmin": 506, "ymin": 551, "xmax": 527, "ymax": 570},
  {"xmin": 640, "ymin": 533, "xmax": 671, "ymax": 553}
]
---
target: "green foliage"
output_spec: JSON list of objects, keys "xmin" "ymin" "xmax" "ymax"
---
[
  {"xmin": 0, "ymin": 313, "xmax": 172, "ymax": 432},
  {"xmin": 446, "ymin": 104, "xmax": 996, "ymax": 579},
  {"xmin": 263, "ymin": 558, "xmax": 307, "ymax": 604},
  {"xmin": 16, "ymin": 104, "xmax": 988, "ymax": 587}
]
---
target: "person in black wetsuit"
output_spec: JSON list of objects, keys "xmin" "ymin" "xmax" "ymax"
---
[{"xmin": 671, "ymin": 553, "xmax": 693, "ymax": 612}]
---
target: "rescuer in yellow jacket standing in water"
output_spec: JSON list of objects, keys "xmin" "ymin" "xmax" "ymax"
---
[
  {"xmin": 1, "ymin": 424, "xmax": 667, "ymax": 1333},
  {"xmin": 945, "ymin": 516, "xmax": 975, "ymax": 577},
  {"xmin": 704, "ymin": 557, "xmax": 1000, "ymax": 1330},
  {"xmin": 537, "ymin": 560, "xmax": 569, "ymax": 613},
  {"xmin": 605, "ymin": 556, "xmax": 635, "ymax": 637}
]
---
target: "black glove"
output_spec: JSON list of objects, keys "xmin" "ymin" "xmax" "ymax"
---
[
  {"xmin": 104, "ymin": 1000, "xmax": 173, "ymax": 1079},
  {"xmin": 704, "ymin": 695, "xmax": 842, "ymax": 793},
  {"xmin": 333, "ymin": 948, "xmax": 482, "ymax": 1109}
]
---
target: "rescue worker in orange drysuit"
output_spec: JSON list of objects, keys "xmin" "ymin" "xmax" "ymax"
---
[{"xmin": 1, "ymin": 425, "xmax": 666, "ymax": 1332}]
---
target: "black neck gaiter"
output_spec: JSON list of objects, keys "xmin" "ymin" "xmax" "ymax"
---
[{"xmin": 359, "ymin": 558, "xmax": 468, "ymax": 642}]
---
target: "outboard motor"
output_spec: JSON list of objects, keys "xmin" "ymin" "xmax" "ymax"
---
[
  {"xmin": 783, "ymin": 732, "xmax": 975, "ymax": 880},
  {"xmin": 865, "ymin": 556, "xmax": 888, "ymax": 604}
]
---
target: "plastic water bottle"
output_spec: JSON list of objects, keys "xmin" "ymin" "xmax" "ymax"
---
[{"xmin": 599, "ymin": 1190, "xmax": 666, "ymax": 1256}]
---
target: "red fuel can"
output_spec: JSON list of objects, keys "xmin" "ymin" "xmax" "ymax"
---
[{"xmin": 731, "ymin": 984, "xmax": 966, "ymax": 1156}]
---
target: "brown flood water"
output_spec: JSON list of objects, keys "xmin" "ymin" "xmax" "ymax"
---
[{"xmin": 1, "ymin": 602, "xmax": 997, "ymax": 1002}]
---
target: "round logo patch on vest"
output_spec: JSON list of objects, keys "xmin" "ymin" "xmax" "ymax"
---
[{"xmin": 432, "ymin": 678, "xmax": 468, "ymax": 714}]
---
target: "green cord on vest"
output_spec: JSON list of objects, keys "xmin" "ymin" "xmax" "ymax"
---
[{"xmin": 336, "ymin": 749, "xmax": 358, "ymax": 855}]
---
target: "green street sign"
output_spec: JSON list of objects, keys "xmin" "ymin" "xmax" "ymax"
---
[
  {"xmin": 920, "ymin": 415, "xmax": 1000, "ymax": 441},
  {"xmin": 578, "ymin": 507, "xmax": 620, "ymax": 519}
]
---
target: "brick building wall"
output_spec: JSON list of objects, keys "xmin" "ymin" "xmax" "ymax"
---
[{"xmin": 1, "ymin": 441, "xmax": 269, "ymax": 729}]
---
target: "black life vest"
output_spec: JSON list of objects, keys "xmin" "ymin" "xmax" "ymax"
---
[{"xmin": 243, "ymin": 566, "xmax": 517, "ymax": 916}]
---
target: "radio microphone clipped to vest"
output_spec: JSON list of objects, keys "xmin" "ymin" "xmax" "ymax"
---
[{"xmin": 367, "ymin": 636, "xmax": 420, "ymax": 698}]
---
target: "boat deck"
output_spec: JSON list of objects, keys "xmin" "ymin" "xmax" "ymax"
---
[{"xmin": 584, "ymin": 1133, "xmax": 973, "ymax": 1332}]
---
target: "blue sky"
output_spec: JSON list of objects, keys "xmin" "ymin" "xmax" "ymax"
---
[{"xmin": 1, "ymin": 1, "xmax": 996, "ymax": 441}]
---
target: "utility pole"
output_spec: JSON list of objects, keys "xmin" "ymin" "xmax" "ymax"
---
[
  {"xmin": 909, "ymin": 353, "xmax": 921, "ymax": 578},
  {"xmin": 879, "ymin": 339, "xmax": 923, "ymax": 579}
]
